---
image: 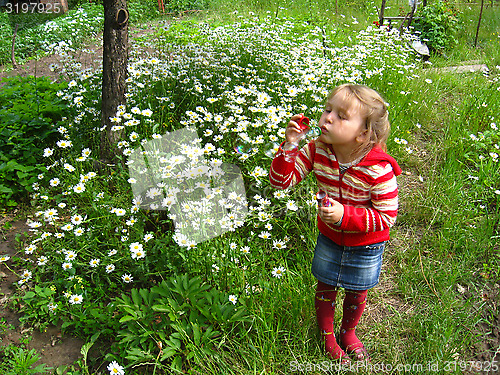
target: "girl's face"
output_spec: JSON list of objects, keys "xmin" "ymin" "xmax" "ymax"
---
[{"xmin": 318, "ymin": 92, "xmax": 367, "ymax": 148}]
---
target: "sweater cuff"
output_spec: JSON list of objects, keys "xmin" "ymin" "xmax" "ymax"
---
[{"xmin": 333, "ymin": 215, "xmax": 343, "ymax": 226}]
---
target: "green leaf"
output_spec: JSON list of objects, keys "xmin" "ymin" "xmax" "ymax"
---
[
  {"xmin": 0, "ymin": 184, "xmax": 13, "ymax": 194},
  {"xmin": 167, "ymin": 336, "xmax": 182, "ymax": 349},
  {"xmin": 23, "ymin": 291, "xmax": 36, "ymax": 300},
  {"xmin": 192, "ymin": 322, "xmax": 201, "ymax": 346},
  {"xmin": 139, "ymin": 287, "xmax": 152, "ymax": 305},
  {"xmin": 171, "ymin": 356, "xmax": 183, "ymax": 373},
  {"xmin": 119, "ymin": 315, "xmax": 136, "ymax": 323},
  {"xmin": 152, "ymin": 304, "xmax": 171, "ymax": 313},
  {"xmin": 131, "ymin": 288, "xmax": 142, "ymax": 306},
  {"xmin": 160, "ymin": 348, "xmax": 178, "ymax": 361}
]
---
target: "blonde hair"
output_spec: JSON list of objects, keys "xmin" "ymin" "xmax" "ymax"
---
[{"xmin": 326, "ymin": 83, "xmax": 390, "ymax": 157}]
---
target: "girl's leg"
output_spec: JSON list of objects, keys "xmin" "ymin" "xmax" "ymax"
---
[
  {"xmin": 315, "ymin": 280, "xmax": 349, "ymax": 362},
  {"xmin": 339, "ymin": 289, "xmax": 369, "ymax": 361}
]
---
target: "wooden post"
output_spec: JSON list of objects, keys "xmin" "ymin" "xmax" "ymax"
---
[
  {"xmin": 157, "ymin": 0, "xmax": 164, "ymax": 13},
  {"xmin": 474, "ymin": 0, "xmax": 485, "ymax": 47},
  {"xmin": 407, "ymin": 1, "xmax": 417, "ymax": 28},
  {"xmin": 11, "ymin": 23, "xmax": 18, "ymax": 68},
  {"xmin": 40, "ymin": 0, "xmax": 68, "ymax": 14},
  {"xmin": 379, "ymin": 0, "xmax": 387, "ymax": 26},
  {"xmin": 58, "ymin": 0, "xmax": 68, "ymax": 13}
]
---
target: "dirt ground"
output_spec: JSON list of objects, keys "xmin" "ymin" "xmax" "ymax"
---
[
  {"xmin": 0, "ymin": 214, "xmax": 85, "ymax": 371},
  {"xmin": 0, "ymin": 25, "xmax": 158, "ymax": 82}
]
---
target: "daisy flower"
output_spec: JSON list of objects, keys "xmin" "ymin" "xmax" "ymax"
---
[
  {"xmin": 105, "ymin": 264, "xmax": 115, "ymax": 273},
  {"xmin": 48, "ymin": 302, "xmax": 58, "ymax": 313},
  {"xmin": 27, "ymin": 221, "xmax": 43, "ymax": 229},
  {"xmin": 272, "ymin": 266, "xmax": 286, "ymax": 279},
  {"xmin": 43, "ymin": 148, "xmax": 54, "ymax": 157},
  {"xmin": 258, "ymin": 231, "xmax": 271, "ymax": 240},
  {"xmin": 272, "ymin": 240, "xmax": 286, "ymax": 250},
  {"xmin": 131, "ymin": 249, "xmax": 146, "ymax": 260},
  {"xmin": 69, "ymin": 294, "xmax": 83, "ymax": 305},
  {"xmin": 286, "ymin": 200, "xmax": 298, "ymax": 211},
  {"xmin": 121, "ymin": 274, "xmax": 133, "ymax": 283},
  {"xmin": 62, "ymin": 262, "xmax": 73, "ymax": 271},
  {"xmin": 61, "ymin": 223, "xmax": 74, "ymax": 231},
  {"xmin": 64, "ymin": 163, "xmax": 75, "ymax": 172},
  {"xmin": 107, "ymin": 361, "xmax": 125, "ymax": 375},
  {"xmin": 113, "ymin": 208, "xmax": 126, "ymax": 217},
  {"xmin": 57, "ymin": 139, "xmax": 72, "ymax": 148},
  {"xmin": 25, "ymin": 244, "xmax": 37, "ymax": 254},
  {"xmin": 141, "ymin": 108, "xmax": 153, "ymax": 117},
  {"xmin": 65, "ymin": 251, "xmax": 77, "ymax": 261},
  {"xmin": 130, "ymin": 242, "xmax": 143, "ymax": 252},
  {"xmin": 71, "ymin": 214, "xmax": 84, "ymax": 225},
  {"xmin": 228, "ymin": 295, "xmax": 238, "ymax": 305},
  {"xmin": 73, "ymin": 183, "xmax": 86, "ymax": 193}
]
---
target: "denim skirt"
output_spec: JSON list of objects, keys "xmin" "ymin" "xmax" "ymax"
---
[{"xmin": 311, "ymin": 233, "xmax": 385, "ymax": 291}]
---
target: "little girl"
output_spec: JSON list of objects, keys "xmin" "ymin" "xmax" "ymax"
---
[{"xmin": 269, "ymin": 84, "xmax": 402, "ymax": 364}]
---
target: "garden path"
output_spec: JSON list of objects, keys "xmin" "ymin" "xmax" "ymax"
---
[{"xmin": 0, "ymin": 24, "xmax": 159, "ymax": 81}]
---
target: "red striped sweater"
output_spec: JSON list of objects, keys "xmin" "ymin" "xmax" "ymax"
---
[{"xmin": 269, "ymin": 141, "xmax": 402, "ymax": 246}]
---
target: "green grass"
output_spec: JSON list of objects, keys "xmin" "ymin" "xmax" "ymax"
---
[{"xmin": 0, "ymin": 0, "xmax": 499, "ymax": 374}]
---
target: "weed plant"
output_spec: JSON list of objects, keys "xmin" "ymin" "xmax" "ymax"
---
[
  {"xmin": 0, "ymin": 76, "xmax": 69, "ymax": 207},
  {"xmin": 0, "ymin": 0, "xmax": 499, "ymax": 374}
]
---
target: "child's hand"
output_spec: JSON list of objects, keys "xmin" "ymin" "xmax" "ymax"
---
[
  {"xmin": 285, "ymin": 113, "xmax": 308, "ymax": 145},
  {"xmin": 318, "ymin": 199, "xmax": 344, "ymax": 225}
]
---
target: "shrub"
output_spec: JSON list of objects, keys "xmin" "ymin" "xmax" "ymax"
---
[
  {"xmin": 113, "ymin": 274, "xmax": 250, "ymax": 372},
  {"xmin": 127, "ymin": 0, "xmax": 160, "ymax": 24},
  {"xmin": 413, "ymin": 0, "xmax": 462, "ymax": 52},
  {"xmin": 0, "ymin": 11, "xmax": 12, "ymax": 63},
  {"xmin": 0, "ymin": 76, "xmax": 69, "ymax": 207}
]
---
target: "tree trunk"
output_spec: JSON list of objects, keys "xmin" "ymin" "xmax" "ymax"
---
[{"xmin": 100, "ymin": 0, "xmax": 129, "ymax": 165}]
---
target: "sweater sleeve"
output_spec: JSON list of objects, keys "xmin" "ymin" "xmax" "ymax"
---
[
  {"xmin": 269, "ymin": 141, "xmax": 315, "ymax": 189},
  {"xmin": 340, "ymin": 164, "xmax": 399, "ymax": 233}
]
